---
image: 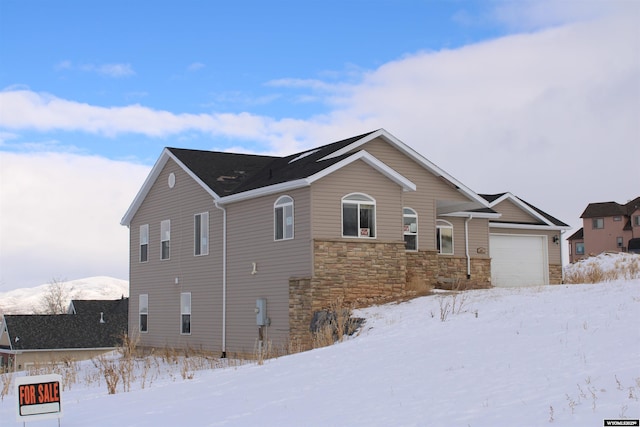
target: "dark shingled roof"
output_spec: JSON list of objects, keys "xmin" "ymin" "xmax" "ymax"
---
[
  {"xmin": 69, "ymin": 298, "xmax": 128, "ymax": 316},
  {"xmin": 580, "ymin": 197, "xmax": 640, "ymax": 218},
  {"xmin": 168, "ymin": 130, "xmax": 379, "ymax": 197},
  {"xmin": 3, "ymin": 312, "xmax": 127, "ymax": 350},
  {"xmin": 567, "ymin": 227, "xmax": 584, "ymax": 241},
  {"xmin": 479, "ymin": 193, "xmax": 569, "ymax": 227}
]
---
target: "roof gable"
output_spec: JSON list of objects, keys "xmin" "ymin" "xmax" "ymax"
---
[
  {"xmin": 480, "ymin": 192, "xmax": 570, "ymax": 229},
  {"xmin": 121, "ymin": 129, "xmax": 488, "ymax": 225}
]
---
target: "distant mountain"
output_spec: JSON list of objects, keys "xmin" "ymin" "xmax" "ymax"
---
[{"xmin": 0, "ymin": 276, "xmax": 129, "ymax": 315}]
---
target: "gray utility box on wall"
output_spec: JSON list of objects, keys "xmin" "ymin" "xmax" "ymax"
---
[{"xmin": 255, "ymin": 298, "xmax": 268, "ymax": 326}]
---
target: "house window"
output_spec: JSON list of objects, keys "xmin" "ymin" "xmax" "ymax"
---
[
  {"xmin": 592, "ymin": 218, "xmax": 604, "ymax": 229},
  {"xmin": 436, "ymin": 220, "xmax": 454, "ymax": 255},
  {"xmin": 274, "ymin": 196, "xmax": 294, "ymax": 240},
  {"xmin": 342, "ymin": 193, "xmax": 376, "ymax": 238},
  {"xmin": 617, "ymin": 236, "xmax": 623, "ymax": 248},
  {"xmin": 139, "ymin": 294, "xmax": 148, "ymax": 333},
  {"xmin": 613, "ymin": 216, "xmax": 622, "ymax": 222},
  {"xmin": 576, "ymin": 242, "xmax": 585, "ymax": 255},
  {"xmin": 181, "ymin": 292, "xmax": 191, "ymax": 334},
  {"xmin": 194, "ymin": 212, "xmax": 209, "ymax": 256},
  {"xmin": 403, "ymin": 208, "xmax": 418, "ymax": 251},
  {"xmin": 139, "ymin": 224, "xmax": 149, "ymax": 262},
  {"xmin": 635, "ymin": 216, "xmax": 640, "ymax": 226},
  {"xmin": 161, "ymin": 220, "xmax": 170, "ymax": 259}
]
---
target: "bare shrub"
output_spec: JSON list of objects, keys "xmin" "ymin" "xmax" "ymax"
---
[
  {"xmin": 95, "ymin": 356, "xmax": 120, "ymax": 394},
  {"xmin": 406, "ymin": 273, "xmax": 433, "ymax": 297},
  {"xmin": 39, "ymin": 277, "xmax": 71, "ymax": 314},
  {"xmin": 1, "ymin": 371, "xmax": 12, "ymax": 401}
]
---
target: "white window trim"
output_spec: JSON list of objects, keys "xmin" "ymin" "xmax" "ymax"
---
[
  {"xmin": 341, "ymin": 193, "xmax": 377, "ymax": 238},
  {"xmin": 274, "ymin": 196, "xmax": 294, "ymax": 241},
  {"xmin": 403, "ymin": 207, "xmax": 418, "ymax": 251},
  {"xmin": 139, "ymin": 224, "xmax": 149, "ymax": 263},
  {"xmin": 161, "ymin": 219, "xmax": 170, "ymax": 260},
  {"xmin": 180, "ymin": 292, "xmax": 191, "ymax": 335},
  {"xmin": 436, "ymin": 219, "xmax": 454, "ymax": 255},
  {"xmin": 194, "ymin": 212, "xmax": 209, "ymax": 256},
  {"xmin": 139, "ymin": 294, "xmax": 148, "ymax": 333}
]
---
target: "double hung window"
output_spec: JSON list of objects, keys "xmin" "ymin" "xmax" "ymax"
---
[
  {"xmin": 436, "ymin": 220, "xmax": 454, "ymax": 255},
  {"xmin": 161, "ymin": 220, "xmax": 170, "ymax": 259},
  {"xmin": 274, "ymin": 196, "xmax": 294, "ymax": 240},
  {"xmin": 139, "ymin": 294, "xmax": 148, "ymax": 333},
  {"xmin": 181, "ymin": 292, "xmax": 191, "ymax": 334},
  {"xmin": 139, "ymin": 224, "xmax": 149, "ymax": 262},
  {"xmin": 194, "ymin": 212, "xmax": 209, "ymax": 256},
  {"xmin": 403, "ymin": 208, "xmax": 418, "ymax": 251}
]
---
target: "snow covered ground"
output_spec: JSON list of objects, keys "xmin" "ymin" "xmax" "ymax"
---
[{"xmin": 2, "ymin": 276, "xmax": 638, "ymax": 426}]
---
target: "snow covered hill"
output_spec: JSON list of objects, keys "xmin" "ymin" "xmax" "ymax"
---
[{"xmin": 0, "ymin": 276, "xmax": 128, "ymax": 314}]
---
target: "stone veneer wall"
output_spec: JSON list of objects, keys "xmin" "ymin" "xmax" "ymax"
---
[
  {"xmin": 289, "ymin": 239, "xmax": 492, "ymax": 349},
  {"xmin": 549, "ymin": 264, "xmax": 563, "ymax": 284}
]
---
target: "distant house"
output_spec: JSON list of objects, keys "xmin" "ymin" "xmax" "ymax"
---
[
  {"xmin": 567, "ymin": 197, "xmax": 640, "ymax": 263},
  {"xmin": 120, "ymin": 129, "xmax": 570, "ymax": 356},
  {"xmin": 0, "ymin": 298, "xmax": 128, "ymax": 371}
]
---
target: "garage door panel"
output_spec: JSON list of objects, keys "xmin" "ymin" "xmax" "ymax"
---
[{"xmin": 490, "ymin": 234, "xmax": 547, "ymax": 287}]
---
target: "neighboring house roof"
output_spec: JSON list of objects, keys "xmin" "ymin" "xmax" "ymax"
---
[
  {"xmin": 121, "ymin": 129, "xmax": 491, "ymax": 226},
  {"xmin": 479, "ymin": 193, "xmax": 570, "ymax": 229},
  {"xmin": 68, "ymin": 298, "xmax": 129, "ymax": 316},
  {"xmin": 1, "ymin": 312, "xmax": 127, "ymax": 351},
  {"xmin": 580, "ymin": 197, "xmax": 640, "ymax": 218},
  {"xmin": 567, "ymin": 228, "xmax": 584, "ymax": 241}
]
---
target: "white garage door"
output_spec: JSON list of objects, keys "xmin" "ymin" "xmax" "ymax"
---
[{"xmin": 490, "ymin": 234, "xmax": 548, "ymax": 287}]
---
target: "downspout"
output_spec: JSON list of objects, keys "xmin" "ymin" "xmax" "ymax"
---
[
  {"xmin": 214, "ymin": 200, "xmax": 227, "ymax": 358},
  {"xmin": 465, "ymin": 215, "xmax": 473, "ymax": 279}
]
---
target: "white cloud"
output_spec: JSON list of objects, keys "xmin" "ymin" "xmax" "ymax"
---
[
  {"xmin": 187, "ymin": 62, "xmax": 205, "ymax": 72},
  {"xmin": 0, "ymin": 152, "xmax": 149, "ymax": 290},
  {"xmin": 53, "ymin": 61, "xmax": 135, "ymax": 77},
  {"xmin": 1, "ymin": 2, "xmax": 638, "ymax": 288}
]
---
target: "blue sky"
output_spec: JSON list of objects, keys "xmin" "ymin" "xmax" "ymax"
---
[{"xmin": 1, "ymin": 0, "xmax": 639, "ymax": 290}]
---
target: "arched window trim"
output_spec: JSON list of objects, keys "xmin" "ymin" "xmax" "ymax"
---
[
  {"xmin": 274, "ymin": 195, "xmax": 294, "ymax": 241},
  {"xmin": 403, "ymin": 207, "xmax": 418, "ymax": 251},
  {"xmin": 342, "ymin": 193, "xmax": 376, "ymax": 238},
  {"xmin": 436, "ymin": 219, "xmax": 454, "ymax": 255}
]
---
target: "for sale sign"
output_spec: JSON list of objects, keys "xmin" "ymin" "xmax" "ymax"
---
[{"xmin": 16, "ymin": 374, "xmax": 63, "ymax": 422}]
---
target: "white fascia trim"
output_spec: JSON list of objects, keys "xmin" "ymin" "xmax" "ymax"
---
[
  {"xmin": 319, "ymin": 129, "xmax": 487, "ymax": 207},
  {"xmin": 487, "ymin": 192, "xmax": 556, "ymax": 227},
  {"xmin": 218, "ymin": 179, "xmax": 310, "ymax": 204},
  {"xmin": 489, "ymin": 222, "xmax": 572, "ymax": 231},
  {"xmin": 120, "ymin": 149, "xmax": 221, "ymax": 226},
  {"xmin": 218, "ymin": 150, "xmax": 416, "ymax": 205},
  {"xmin": 441, "ymin": 211, "xmax": 502, "ymax": 219}
]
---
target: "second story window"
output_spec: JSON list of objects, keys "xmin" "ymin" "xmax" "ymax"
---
[
  {"xmin": 342, "ymin": 193, "xmax": 376, "ymax": 238},
  {"xmin": 403, "ymin": 208, "xmax": 418, "ymax": 251},
  {"xmin": 139, "ymin": 224, "xmax": 149, "ymax": 262},
  {"xmin": 635, "ymin": 216, "xmax": 640, "ymax": 226},
  {"xmin": 576, "ymin": 242, "xmax": 585, "ymax": 255},
  {"xmin": 161, "ymin": 220, "xmax": 171, "ymax": 260},
  {"xmin": 274, "ymin": 196, "xmax": 294, "ymax": 240},
  {"xmin": 194, "ymin": 212, "xmax": 209, "ymax": 256},
  {"xmin": 592, "ymin": 218, "xmax": 604, "ymax": 229}
]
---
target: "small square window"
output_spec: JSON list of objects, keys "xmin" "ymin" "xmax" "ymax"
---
[
  {"xmin": 613, "ymin": 216, "xmax": 622, "ymax": 222},
  {"xmin": 592, "ymin": 218, "xmax": 604, "ymax": 229},
  {"xmin": 576, "ymin": 242, "xmax": 585, "ymax": 255},
  {"xmin": 617, "ymin": 237, "xmax": 623, "ymax": 247}
]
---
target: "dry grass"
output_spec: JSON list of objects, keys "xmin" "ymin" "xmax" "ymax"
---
[
  {"xmin": 406, "ymin": 273, "xmax": 434, "ymax": 296},
  {"xmin": 564, "ymin": 253, "xmax": 640, "ymax": 284}
]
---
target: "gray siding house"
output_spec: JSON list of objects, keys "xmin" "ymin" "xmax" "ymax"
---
[{"xmin": 121, "ymin": 129, "xmax": 569, "ymax": 356}]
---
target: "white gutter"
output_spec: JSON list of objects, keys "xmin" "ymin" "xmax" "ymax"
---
[
  {"xmin": 464, "ymin": 215, "xmax": 473, "ymax": 278},
  {"xmin": 214, "ymin": 199, "xmax": 227, "ymax": 357}
]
